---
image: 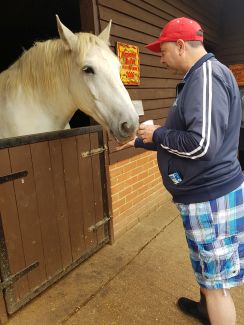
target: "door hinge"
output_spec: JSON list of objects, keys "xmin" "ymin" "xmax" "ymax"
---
[
  {"xmin": 88, "ymin": 216, "xmax": 111, "ymax": 232},
  {"xmin": 0, "ymin": 261, "xmax": 39, "ymax": 291},
  {"xmin": 0, "ymin": 170, "xmax": 28, "ymax": 184},
  {"xmin": 81, "ymin": 145, "xmax": 107, "ymax": 158},
  {"xmin": 0, "ymin": 213, "xmax": 39, "ymax": 292}
]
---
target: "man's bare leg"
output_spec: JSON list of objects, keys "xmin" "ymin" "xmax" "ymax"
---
[{"xmin": 201, "ymin": 287, "xmax": 236, "ymax": 325}]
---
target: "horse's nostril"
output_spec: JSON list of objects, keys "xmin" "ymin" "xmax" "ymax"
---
[
  {"xmin": 121, "ymin": 122, "xmax": 130, "ymax": 133},
  {"xmin": 119, "ymin": 121, "xmax": 135, "ymax": 138}
]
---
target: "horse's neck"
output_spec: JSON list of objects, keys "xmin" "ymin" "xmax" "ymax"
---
[
  {"xmin": 0, "ymin": 91, "xmax": 73, "ymax": 137},
  {"xmin": 18, "ymin": 88, "xmax": 75, "ymax": 128}
]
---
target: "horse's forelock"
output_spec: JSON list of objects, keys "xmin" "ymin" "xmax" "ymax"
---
[{"xmin": 76, "ymin": 33, "xmax": 109, "ymax": 64}]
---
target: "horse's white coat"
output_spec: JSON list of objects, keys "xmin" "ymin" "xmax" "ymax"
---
[{"xmin": 0, "ymin": 16, "xmax": 139, "ymax": 142}]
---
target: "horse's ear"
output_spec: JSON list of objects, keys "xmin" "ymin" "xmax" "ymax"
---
[
  {"xmin": 98, "ymin": 20, "xmax": 112, "ymax": 45},
  {"xmin": 56, "ymin": 15, "xmax": 77, "ymax": 51}
]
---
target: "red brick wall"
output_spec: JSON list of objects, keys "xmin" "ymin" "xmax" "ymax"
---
[{"xmin": 109, "ymin": 151, "xmax": 171, "ymax": 239}]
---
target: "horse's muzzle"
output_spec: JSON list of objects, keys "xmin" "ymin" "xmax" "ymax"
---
[{"xmin": 118, "ymin": 120, "xmax": 138, "ymax": 140}]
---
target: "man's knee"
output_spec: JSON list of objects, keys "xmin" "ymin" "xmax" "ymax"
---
[{"xmin": 201, "ymin": 287, "xmax": 230, "ymax": 298}]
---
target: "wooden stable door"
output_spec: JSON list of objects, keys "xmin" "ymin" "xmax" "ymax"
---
[{"xmin": 0, "ymin": 126, "xmax": 111, "ymax": 318}]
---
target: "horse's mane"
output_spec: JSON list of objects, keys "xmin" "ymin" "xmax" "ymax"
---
[{"xmin": 0, "ymin": 33, "xmax": 107, "ymax": 97}]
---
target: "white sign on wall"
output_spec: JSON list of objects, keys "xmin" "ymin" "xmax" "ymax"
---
[{"xmin": 132, "ymin": 100, "xmax": 144, "ymax": 116}]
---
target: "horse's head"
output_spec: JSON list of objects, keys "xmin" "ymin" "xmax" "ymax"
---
[{"xmin": 56, "ymin": 16, "xmax": 139, "ymax": 143}]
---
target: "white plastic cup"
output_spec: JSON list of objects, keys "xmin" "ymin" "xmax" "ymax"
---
[{"xmin": 142, "ymin": 120, "xmax": 154, "ymax": 125}]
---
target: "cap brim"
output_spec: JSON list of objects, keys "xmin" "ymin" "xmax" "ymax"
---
[{"xmin": 145, "ymin": 39, "xmax": 161, "ymax": 53}]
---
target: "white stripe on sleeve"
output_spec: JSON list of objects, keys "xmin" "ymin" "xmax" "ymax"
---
[{"xmin": 160, "ymin": 61, "xmax": 213, "ymax": 159}]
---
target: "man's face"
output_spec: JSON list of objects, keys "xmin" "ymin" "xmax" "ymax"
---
[{"xmin": 160, "ymin": 42, "xmax": 183, "ymax": 73}]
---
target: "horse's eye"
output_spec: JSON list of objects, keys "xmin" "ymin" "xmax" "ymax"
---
[{"xmin": 82, "ymin": 66, "xmax": 95, "ymax": 75}]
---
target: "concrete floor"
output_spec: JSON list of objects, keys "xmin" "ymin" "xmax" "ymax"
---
[{"xmin": 7, "ymin": 200, "xmax": 244, "ymax": 325}]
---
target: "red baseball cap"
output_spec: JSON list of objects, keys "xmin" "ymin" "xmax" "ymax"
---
[{"xmin": 145, "ymin": 17, "xmax": 204, "ymax": 53}]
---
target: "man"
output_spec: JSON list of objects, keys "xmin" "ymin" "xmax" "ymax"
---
[{"xmin": 118, "ymin": 17, "xmax": 244, "ymax": 325}]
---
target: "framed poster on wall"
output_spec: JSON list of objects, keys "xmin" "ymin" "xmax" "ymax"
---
[{"xmin": 116, "ymin": 42, "xmax": 140, "ymax": 85}]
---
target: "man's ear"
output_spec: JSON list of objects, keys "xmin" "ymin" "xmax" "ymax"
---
[{"xmin": 176, "ymin": 39, "xmax": 185, "ymax": 55}]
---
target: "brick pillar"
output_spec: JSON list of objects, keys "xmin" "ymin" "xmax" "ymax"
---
[{"xmin": 109, "ymin": 151, "xmax": 171, "ymax": 239}]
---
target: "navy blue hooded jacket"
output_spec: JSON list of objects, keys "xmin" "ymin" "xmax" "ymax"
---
[{"xmin": 135, "ymin": 53, "xmax": 244, "ymax": 204}]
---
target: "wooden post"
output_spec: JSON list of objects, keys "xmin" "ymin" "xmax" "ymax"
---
[
  {"xmin": 79, "ymin": 0, "xmax": 100, "ymax": 34},
  {"xmin": 0, "ymin": 276, "xmax": 8, "ymax": 324},
  {"xmin": 103, "ymin": 130, "xmax": 114, "ymax": 244}
]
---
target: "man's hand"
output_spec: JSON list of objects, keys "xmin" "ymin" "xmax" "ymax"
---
[
  {"xmin": 116, "ymin": 137, "xmax": 136, "ymax": 151},
  {"xmin": 137, "ymin": 124, "xmax": 160, "ymax": 143},
  {"xmin": 115, "ymin": 123, "xmax": 161, "ymax": 150}
]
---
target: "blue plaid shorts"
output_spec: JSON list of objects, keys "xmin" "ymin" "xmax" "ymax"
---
[{"xmin": 175, "ymin": 183, "xmax": 244, "ymax": 289}]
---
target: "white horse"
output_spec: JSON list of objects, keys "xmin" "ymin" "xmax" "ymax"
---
[{"xmin": 0, "ymin": 16, "xmax": 139, "ymax": 143}]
